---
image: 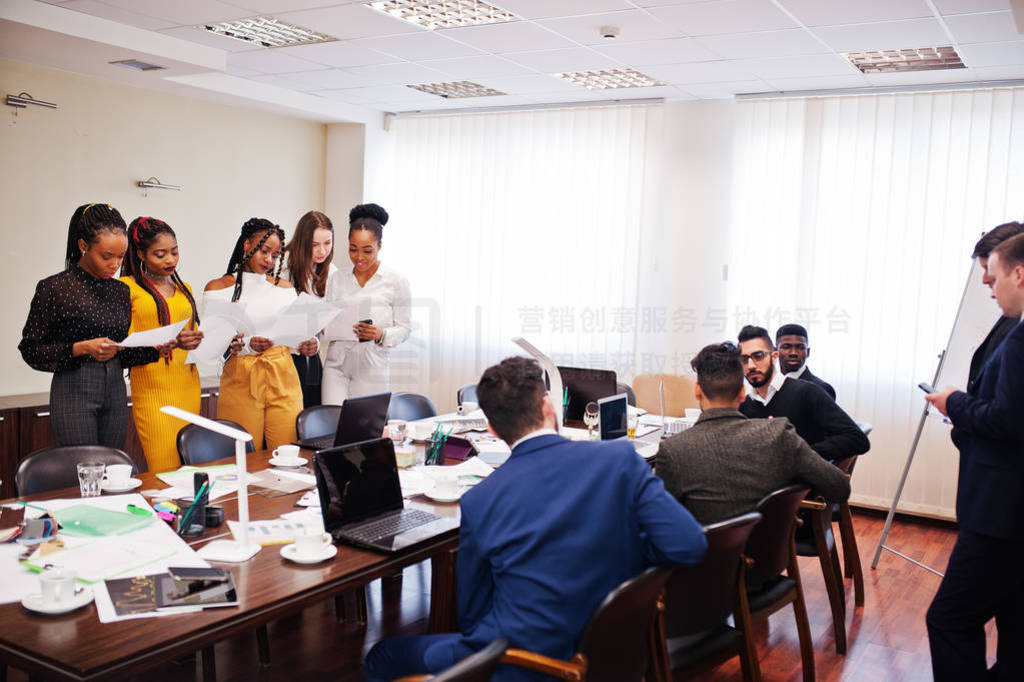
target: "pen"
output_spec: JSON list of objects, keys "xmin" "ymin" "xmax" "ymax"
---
[
  {"xmin": 15, "ymin": 501, "xmax": 49, "ymax": 513},
  {"xmin": 126, "ymin": 504, "xmax": 152, "ymax": 516}
]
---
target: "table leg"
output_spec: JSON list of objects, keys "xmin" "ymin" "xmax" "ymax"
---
[
  {"xmin": 428, "ymin": 547, "xmax": 457, "ymax": 633},
  {"xmin": 202, "ymin": 645, "xmax": 216, "ymax": 681}
]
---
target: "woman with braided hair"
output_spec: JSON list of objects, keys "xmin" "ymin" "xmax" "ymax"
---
[
  {"xmin": 204, "ymin": 218, "xmax": 308, "ymax": 450},
  {"xmin": 19, "ymin": 203, "xmax": 162, "ymax": 448},
  {"xmin": 121, "ymin": 217, "xmax": 204, "ymax": 472}
]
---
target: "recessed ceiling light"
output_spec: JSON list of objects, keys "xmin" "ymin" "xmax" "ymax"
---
[
  {"xmin": 844, "ymin": 46, "xmax": 965, "ymax": 74},
  {"xmin": 364, "ymin": 1, "xmax": 517, "ymax": 30},
  {"xmin": 557, "ymin": 68, "xmax": 664, "ymax": 90},
  {"xmin": 109, "ymin": 59, "xmax": 165, "ymax": 72},
  {"xmin": 200, "ymin": 16, "xmax": 336, "ymax": 48},
  {"xmin": 407, "ymin": 80, "xmax": 507, "ymax": 98}
]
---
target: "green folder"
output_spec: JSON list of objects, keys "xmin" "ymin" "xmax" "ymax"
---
[{"xmin": 53, "ymin": 504, "xmax": 155, "ymax": 537}]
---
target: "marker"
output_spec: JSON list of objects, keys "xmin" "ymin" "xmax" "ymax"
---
[
  {"xmin": 15, "ymin": 500, "xmax": 49, "ymax": 512},
  {"xmin": 126, "ymin": 504, "xmax": 152, "ymax": 516}
]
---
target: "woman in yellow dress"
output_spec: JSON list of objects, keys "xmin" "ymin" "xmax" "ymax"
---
[{"xmin": 121, "ymin": 217, "xmax": 204, "ymax": 472}]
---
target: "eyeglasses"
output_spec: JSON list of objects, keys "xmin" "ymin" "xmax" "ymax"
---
[{"xmin": 739, "ymin": 351, "xmax": 771, "ymax": 364}]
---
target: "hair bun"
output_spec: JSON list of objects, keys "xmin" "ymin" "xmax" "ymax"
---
[{"xmin": 349, "ymin": 203, "xmax": 388, "ymax": 226}]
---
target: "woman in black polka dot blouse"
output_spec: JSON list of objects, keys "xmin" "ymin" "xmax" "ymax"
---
[{"xmin": 19, "ymin": 204, "xmax": 162, "ymax": 449}]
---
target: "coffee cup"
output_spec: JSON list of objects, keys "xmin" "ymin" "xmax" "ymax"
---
[
  {"xmin": 39, "ymin": 566, "xmax": 78, "ymax": 605},
  {"xmin": 433, "ymin": 473, "xmax": 459, "ymax": 498},
  {"xmin": 292, "ymin": 527, "xmax": 331, "ymax": 557},
  {"xmin": 411, "ymin": 421, "xmax": 435, "ymax": 440},
  {"xmin": 103, "ymin": 464, "xmax": 132, "ymax": 488},
  {"xmin": 685, "ymin": 408, "xmax": 701, "ymax": 421},
  {"xmin": 273, "ymin": 445, "xmax": 301, "ymax": 464}
]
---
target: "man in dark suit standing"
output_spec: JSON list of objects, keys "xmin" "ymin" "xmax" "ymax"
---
[
  {"xmin": 925, "ymin": 233, "xmax": 1024, "ymax": 682},
  {"xmin": 363, "ymin": 357, "xmax": 706, "ymax": 682},
  {"xmin": 657, "ymin": 341, "xmax": 849, "ymax": 525},
  {"xmin": 776, "ymin": 323, "xmax": 836, "ymax": 399}
]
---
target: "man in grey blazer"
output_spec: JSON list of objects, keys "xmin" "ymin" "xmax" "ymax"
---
[{"xmin": 656, "ymin": 341, "xmax": 850, "ymax": 525}]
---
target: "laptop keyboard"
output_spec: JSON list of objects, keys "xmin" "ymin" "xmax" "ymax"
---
[
  {"xmin": 344, "ymin": 509, "xmax": 440, "ymax": 543},
  {"xmin": 303, "ymin": 435, "xmax": 334, "ymax": 451}
]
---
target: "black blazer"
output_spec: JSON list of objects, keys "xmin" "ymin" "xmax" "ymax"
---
[
  {"xmin": 797, "ymin": 368, "xmax": 836, "ymax": 400},
  {"xmin": 968, "ymin": 315, "xmax": 1018, "ymax": 390},
  {"xmin": 947, "ymin": 319, "xmax": 1024, "ymax": 540}
]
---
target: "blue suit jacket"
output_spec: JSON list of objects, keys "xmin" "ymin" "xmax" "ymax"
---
[
  {"xmin": 453, "ymin": 434, "xmax": 706, "ymax": 680},
  {"xmin": 947, "ymin": 319, "xmax": 1024, "ymax": 540}
]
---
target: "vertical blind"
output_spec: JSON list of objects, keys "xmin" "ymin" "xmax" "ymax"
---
[{"xmin": 729, "ymin": 88, "xmax": 1024, "ymax": 517}]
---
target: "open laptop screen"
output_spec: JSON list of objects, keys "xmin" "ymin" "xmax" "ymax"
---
[
  {"xmin": 598, "ymin": 393, "xmax": 628, "ymax": 440},
  {"xmin": 314, "ymin": 438, "xmax": 404, "ymax": 528},
  {"xmin": 556, "ymin": 366, "xmax": 618, "ymax": 421},
  {"xmin": 335, "ymin": 392, "xmax": 392, "ymax": 447}
]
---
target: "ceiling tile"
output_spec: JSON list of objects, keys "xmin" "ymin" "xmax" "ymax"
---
[
  {"xmin": 696, "ymin": 29, "xmax": 828, "ymax": 60},
  {"xmin": 282, "ymin": 68, "xmax": 379, "ymax": 90},
  {"xmin": 226, "ymin": 1, "xmax": 361, "ymax": 12},
  {"xmin": 277, "ymin": 40, "xmax": 395, "ymax": 68},
  {"xmin": 592, "ymin": 37, "xmax": 717, "ymax": 65},
  {"xmin": 158, "ymin": 25, "xmax": 260, "ymax": 52},
  {"xmin": 944, "ymin": 11, "xmax": 1024, "ymax": 44},
  {"xmin": 957, "ymin": 40, "xmax": 1024, "ymax": 67},
  {"xmin": 775, "ymin": 0, "xmax": 932, "ymax": 27},
  {"xmin": 538, "ymin": 10, "xmax": 684, "ymax": 45},
  {"xmin": 245, "ymin": 73, "xmax": 312, "ymax": 89},
  {"xmin": 679, "ymin": 80, "xmax": 769, "ymax": 98},
  {"xmin": 735, "ymin": 53, "xmax": 858, "ymax": 79},
  {"xmin": 862, "ymin": 67, "xmax": 977, "ymax": 86},
  {"xmin": 644, "ymin": 60, "xmax": 759, "ymax": 84},
  {"xmin": 502, "ymin": 47, "xmax": 620, "ymax": 73},
  {"xmin": 761, "ymin": 74, "xmax": 873, "ymax": 92},
  {"xmin": 647, "ymin": 0, "xmax": 798, "ymax": 36},
  {"xmin": 350, "ymin": 32, "xmax": 484, "ymax": 61},
  {"xmin": 228, "ymin": 49, "xmax": 329, "ymax": 74},
  {"xmin": 489, "ymin": 1, "xmax": 633, "ymax": 20},
  {"xmin": 59, "ymin": 0, "xmax": 177, "ymax": 31},
  {"xmin": 96, "ymin": 0, "xmax": 250, "ymax": 26},
  {"xmin": 932, "ymin": 0, "xmax": 1011, "ymax": 15},
  {"xmin": 971, "ymin": 64, "xmax": 1024, "ymax": 79},
  {"xmin": 333, "ymin": 84, "xmax": 440, "ymax": 104},
  {"xmin": 419, "ymin": 55, "xmax": 535, "ymax": 79},
  {"xmin": 470, "ymin": 73, "xmax": 582, "ymax": 94},
  {"xmin": 439, "ymin": 21, "xmax": 577, "ymax": 53},
  {"xmin": 276, "ymin": 4, "xmax": 424, "ymax": 39},
  {"xmin": 812, "ymin": 18, "xmax": 951, "ymax": 53},
  {"xmin": 344, "ymin": 61, "xmax": 451, "ymax": 84}
]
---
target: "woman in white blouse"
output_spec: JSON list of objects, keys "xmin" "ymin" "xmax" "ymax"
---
[{"xmin": 322, "ymin": 204, "xmax": 411, "ymax": 404}]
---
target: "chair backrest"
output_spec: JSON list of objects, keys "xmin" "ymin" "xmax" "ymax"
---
[
  {"xmin": 387, "ymin": 392, "xmax": 437, "ymax": 421},
  {"xmin": 632, "ymin": 374, "xmax": 698, "ymax": 416},
  {"xmin": 16, "ymin": 446, "xmax": 137, "ymax": 496},
  {"xmin": 576, "ymin": 566, "xmax": 674, "ymax": 682},
  {"xmin": 431, "ymin": 638, "xmax": 508, "ymax": 682},
  {"xmin": 457, "ymin": 383, "xmax": 478, "ymax": 406},
  {"xmin": 745, "ymin": 485, "xmax": 810, "ymax": 587},
  {"xmin": 663, "ymin": 512, "xmax": 762, "ymax": 638},
  {"xmin": 296, "ymin": 405, "xmax": 342, "ymax": 440},
  {"xmin": 177, "ymin": 419, "xmax": 255, "ymax": 466},
  {"xmin": 616, "ymin": 382, "xmax": 637, "ymax": 407}
]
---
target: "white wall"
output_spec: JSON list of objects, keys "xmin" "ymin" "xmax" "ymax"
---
[{"xmin": 1, "ymin": 58, "xmax": 327, "ymax": 395}]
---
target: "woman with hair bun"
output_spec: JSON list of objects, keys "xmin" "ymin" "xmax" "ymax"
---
[
  {"xmin": 19, "ymin": 203, "xmax": 161, "ymax": 448},
  {"xmin": 204, "ymin": 218, "xmax": 307, "ymax": 450},
  {"xmin": 282, "ymin": 210, "xmax": 337, "ymax": 408},
  {"xmin": 121, "ymin": 217, "xmax": 204, "ymax": 472},
  {"xmin": 322, "ymin": 203, "xmax": 411, "ymax": 404}
]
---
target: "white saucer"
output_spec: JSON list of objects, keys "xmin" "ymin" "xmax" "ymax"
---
[
  {"xmin": 22, "ymin": 586, "xmax": 93, "ymax": 615},
  {"xmin": 269, "ymin": 456, "xmax": 307, "ymax": 468},
  {"xmin": 101, "ymin": 478, "xmax": 142, "ymax": 493},
  {"xmin": 281, "ymin": 543, "xmax": 337, "ymax": 565},
  {"xmin": 424, "ymin": 488, "xmax": 463, "ymax": 503}
]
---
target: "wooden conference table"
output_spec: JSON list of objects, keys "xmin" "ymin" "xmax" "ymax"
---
[{"xmin": 0, "ymin": 446, "xmax": 462, "ymax": 682}]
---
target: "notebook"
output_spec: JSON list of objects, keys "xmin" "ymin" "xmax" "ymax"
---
[
  {"xmin": 295, "ymin": 392, "xmax": 392, "ymax": 451},
  {"xmin": 312, "ymin": 438, "xmax": 459, "ymax": 553}
]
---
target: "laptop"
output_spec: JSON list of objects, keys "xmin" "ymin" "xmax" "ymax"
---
[
  {"xmin": 556, "ymin": 366, "xmax": 618, "ymax": 421},
  {"xmin": 295, "ymin": 392, "xmax": 392, "ymax": 451},
  {"xmin": 598, "ymin": 393, "xmax": 658, "ymax": 460},
  {"xmin": 312, "ymin": 437, "xmax": 459, "ymax": 552}
]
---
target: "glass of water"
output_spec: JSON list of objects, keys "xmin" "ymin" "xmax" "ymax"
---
[
  {"xmin": 583, "ymin": 402, "xmax": 599, "ymax": 440},
  {"xmin": 76, "ymin": 462, "xmax": 104, "ymax": 497},
  {"xmin": 387, "ymin": 419, "xmax": 408, "ymax": 446}
]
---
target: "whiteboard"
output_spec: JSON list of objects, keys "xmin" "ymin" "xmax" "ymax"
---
[{"xmin": 934, "ymin": 259, "xmax": 1003, "ymax": 390}]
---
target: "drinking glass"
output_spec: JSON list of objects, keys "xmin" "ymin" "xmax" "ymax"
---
[
  {"xmin": 76, "ymin": 462, "xmax": 104, "ymax": 497},
  {"xmin": 387, "ymin": 419, "xmax": 407, "ymax": 446},
  {"xmin": 583, "ymin": 402, "xmax": 599, "ymax": 440},
  {"xmin": 627, "ymin": 414, "xmax": 639, "ymax": 440}
]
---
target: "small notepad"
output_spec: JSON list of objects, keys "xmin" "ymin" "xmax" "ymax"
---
[{"xmin": 54, "ymin": 505, "xmax": 155, "ymax": 537}]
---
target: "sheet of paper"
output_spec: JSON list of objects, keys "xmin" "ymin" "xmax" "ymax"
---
[
  {"xmin": 186, "ymin": 301, "xmax": 247, "ymax": 364},
  {"xmin": 259, "ymin": 293, "xmax": 341, "ymax": 347},
  {"xmin": 156, "ymin": 465, "xmax": 253, "ymax": 502},
  {"xmin": 24, "ymin": 537, "xmax": 177, "ymax": 583},
  {"xmin": 119, "ymin": 320, "xmax": 187, "ymax": 348},
  {"xmin": 323, "ymin": 299, "xmax": 370, "ymax": 342},
  {"xmin": 228, "ymin": 518, "xmax": 323, "ymax": 545}
]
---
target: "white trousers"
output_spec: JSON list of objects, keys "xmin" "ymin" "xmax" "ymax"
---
[{"xmin": 322, "ymin": 339, "xmax": 390, "ymax": 404}]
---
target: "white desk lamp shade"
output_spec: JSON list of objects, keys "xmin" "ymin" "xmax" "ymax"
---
[
  {"xmin": 160, "ymin": 406, "xmax": 260, "ymax": 562},
  {"xmin": 511, "ymin": 336, "xmax": 563, "ymax": 430}
]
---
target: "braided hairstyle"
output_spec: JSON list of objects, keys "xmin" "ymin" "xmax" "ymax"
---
[
  {"xmin": 64, "ymin": 203, "xmax": 127, "ymax": 270},
  {"xmin": 348, "ymin": 203, "xmax": 388, "ymax": 242},
  {"xmin": 225, "ymin": 218, "xmax": 286, "ymax": 303},
  {"xmin": 285, "ymin": 211, "xmax": 334, "ymax": 297},
  {"xmin": 124, "ymin": 217, "xmax": 200, "ymax": 328}
]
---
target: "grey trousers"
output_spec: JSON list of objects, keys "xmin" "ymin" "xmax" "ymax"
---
[{"xmin": 50, "ymin": 359, "xmax": 127, "ymax": 449}]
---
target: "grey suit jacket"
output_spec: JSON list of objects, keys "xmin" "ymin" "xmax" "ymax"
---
[{"xmin": 656, "ymin": 407, "xmax": 851, "ymax": 525}]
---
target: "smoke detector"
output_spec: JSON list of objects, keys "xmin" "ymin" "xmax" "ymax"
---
[{"xmin": 600, "ymin": 25, "xmax": 619, "ymax": 40}]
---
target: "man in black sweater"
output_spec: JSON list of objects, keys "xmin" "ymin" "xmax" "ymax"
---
[
  {"xmin": 776, "ymin": 323, "xmax": 836, "ymax": 399},
  {"xmin": 737, "ymin": 325, "xmax": 869, "ymax": 462}
]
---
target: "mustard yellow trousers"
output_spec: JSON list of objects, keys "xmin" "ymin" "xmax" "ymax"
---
[{"xmin": 217, "ymin": 346, "xmax": 301, "ymax": 451}]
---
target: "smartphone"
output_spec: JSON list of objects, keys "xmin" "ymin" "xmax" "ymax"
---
[
  {"xmin": 167, "ymin": 566, "xmax": 229, "ymax": 583},
  {"xmin": 358, "ymin": 319, "xmax": 373, "ymax": 343},
  {"xmin": 918, "ymin": 382, "xmax": 936, "ymax": 394}
]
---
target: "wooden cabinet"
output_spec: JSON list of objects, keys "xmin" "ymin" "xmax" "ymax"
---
[
  {"xmin": 18, "ymin": 404, "xmax": 55, "ymax": 460},
  {"xmin": 0, "ymin": 409, "xmax": 19, "ymax": 498}
]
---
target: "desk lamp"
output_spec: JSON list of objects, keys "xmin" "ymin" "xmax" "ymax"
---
[
  {"xmin": 159, "ymin": 406, "xmax": 260, "ymax": 562},
  {"xmin": 511, "ymin": 336, "xmax": 564, "ymax": 429}
]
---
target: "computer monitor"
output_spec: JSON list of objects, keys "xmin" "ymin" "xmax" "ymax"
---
[
  {"xmin": 598, "ymin": 393, "xmax": 629, "ymax": 440},
  {"xmin": 556, "ymin": 366, "xmax": 618, "ymax": 421}
]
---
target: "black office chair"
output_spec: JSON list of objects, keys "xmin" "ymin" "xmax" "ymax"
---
[
  {"xmin": 653, "ymin": 511, "xmax": 763, "ymax": 682},
  {"xmin": 394, "ymin": 638, "xmax": 508, "ymax": 682},
  {"xmin": 15, "ymin": 446, "xmax": 137, "ymax": 496},
  {"xmin": 176, "ymin": 419, "xmax": 255, "ymax": 466},
  {"xmin": 387, "ymin": 392, "xmax": 437, "ymax": 421},
  {"xmin": 456, "ymin": 383, "xmax": 477, "ymax": 406},
  {"xmin": 617, "ymin": 382, "xmax": 637, "ymax": 407},
  {"xmin": 296, "ymin": 404, "xmax": 342, "ymax": 440}
]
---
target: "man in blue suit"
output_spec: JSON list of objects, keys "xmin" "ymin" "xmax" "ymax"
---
[
  {"xmin": 925, "ymin": 233, "xmax": 1024, "ymax": 681},
  {"xmin": 364, "ymin": 357, "xmax": 707, "ymax": 682}
]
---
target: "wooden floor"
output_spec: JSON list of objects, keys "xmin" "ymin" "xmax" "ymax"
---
[{"xmin": 8, "ymin": 511, "xmax": 995, "ymax": 681}]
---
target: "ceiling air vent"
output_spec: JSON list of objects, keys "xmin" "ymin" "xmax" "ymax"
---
[
  {"xmin": 365, "ymin": 0, "xmax": 517, "ymax": 30},
  {"xmin": 109, "ymin": 59, "xmax": 165, "ymax": 72},
  {"xmin": 844, "ymin": 46, "xmax": 965, "ymax": 74},
  {"xmin": 557, "ymin": 68, "xmax": 664, "ymax": 90},
  {"xmin": 407, "ymin": 80, "xmax": 507, "ymax": 98},
  {"xmin": 200, "ymin": 16, "xmax": 335, "ymax": 48}
]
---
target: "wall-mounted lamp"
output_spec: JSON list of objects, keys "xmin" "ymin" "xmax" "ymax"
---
[
  {"xmin": 6, "ymin": 92, "xmax": 57, "ymax": 109},
  {"xmin": 137, "ymin": 177, "xmax": 182, "ymax": 191}
]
